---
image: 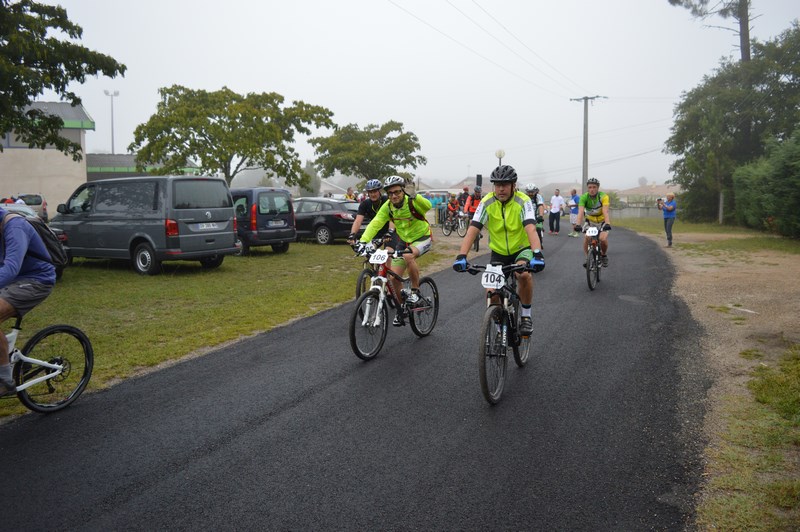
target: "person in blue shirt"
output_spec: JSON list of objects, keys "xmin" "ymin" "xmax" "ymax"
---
[
  {"xmin": 0, "ymin": 206, "xmax": 56, "ymax": 396},
  {"xmin": 657, "ymin": 193, "xmax": 677, "ymax": 247},
  {"xmin": 567, "ymin": 188, "xmax": 580, "ymax": 237}
]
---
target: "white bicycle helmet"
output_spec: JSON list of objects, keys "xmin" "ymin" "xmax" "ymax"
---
[
  {"xmin": 383, "ymin": 175, "xmax": 405, "ymax": 190},
  {"xmin": 524, "ymin": 183, "xmax": 538, "ymax": 193}
]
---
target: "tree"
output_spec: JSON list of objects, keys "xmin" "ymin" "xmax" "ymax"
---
[
  {"xmin": 668, "ymin": 0, "xmax": 751, "ymax": 61},
  {"xmin": 309, "ymin": 121, "xmax": 427, "ymax": 185},
  {"xmin": 130, "ymin": 85, "xmax": 334, "ymax": 186},
  {"xmin": 637, "ymin": 176, "xmax": 648, "ymax": 187},
  {"xmin": 0, "ymin": 0, "xmax": 126, "ymax": 160},
  {"xmin": 298, "ymin": 160, "xmax": 321, "ymax": 196},
  {"xmin": 666, "ymin": 24, "xmax": 800, "ymax": 222}
]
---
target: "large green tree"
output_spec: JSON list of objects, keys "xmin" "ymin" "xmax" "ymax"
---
[
  {"xmin": 666, "ymin": 24, "xmax": 800, "ymax": 222},
  {"xmin": 309, "ymin": 120, "xmax": 427, "ymax": 184},
  {"xmin": 130, "ymin": 85, "xmax": 334, "ymax": 186},
  {"xmin": 0, "ymin": 0, "xmax": 126, "ymax": 160}
]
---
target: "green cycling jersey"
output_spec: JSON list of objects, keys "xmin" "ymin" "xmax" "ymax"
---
[
  {"xmin": 471, "ymin": 191, "xmax": 537, "ymax": 255},
  {"xmin": 360, "ymin": 193, "xmax": 431, "ymax": 243}
]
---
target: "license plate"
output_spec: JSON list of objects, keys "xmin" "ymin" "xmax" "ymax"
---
[
  {"xmin": 198, "ymin": 223, "xmax": 219, "ymax": 230},
  {"xmin": 268, "ymin": 220, "xmax": 285, "ymax": 227}
]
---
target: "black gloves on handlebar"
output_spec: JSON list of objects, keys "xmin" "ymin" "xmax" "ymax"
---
[
  {"xmin": 574, "ymin": 225, "xmax": 582, "ymax": 233},
  {"xmin": 602, "ymin": 223, "xmax": 612, "ymax": 231}
]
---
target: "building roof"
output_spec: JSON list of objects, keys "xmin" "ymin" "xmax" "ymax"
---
[
  {"xmin": 27, "ymin": 101, "xmax": 95, "ymax": 130},
  {"xmin": 86, "ymin": 153, "xmax": 199, "ymax": 178}
]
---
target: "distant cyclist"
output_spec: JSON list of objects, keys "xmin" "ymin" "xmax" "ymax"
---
[
  {"xmin": 453, "ymin": 165, "xmax": 544, "ymax": 337},
  {"xmin": 524, "ymin": 183, "xmax": 545, "ymax": 249},
  {"xmin": 445, "ymin": 193, "xmax": 460, "ymax": 224},
  {"xmin": 463, "ymin": 186, "xmax": 482, "ymax": 218},
  {"xmin": 358, "ymin": 176, "xmax": 432, "ymax": 327},
  {"xmin": 348, "ymin": 179, "xmax": 395, "ymax": 246},
  {"xmin": 574, "ymin": 177, "xmax": 612, "ymax": 267}
]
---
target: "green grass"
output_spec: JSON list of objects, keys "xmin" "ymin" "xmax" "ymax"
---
[
  {"xmin": 0, "ymin": 242, "xmax": 448, "ymax": 417},
  {"xmin": 615, "ymin": 217, "xmax": 762, "ymax": 235},
  {"xmin": 698, "ymin": 343, "xmax": 800, "ymax": 529}
]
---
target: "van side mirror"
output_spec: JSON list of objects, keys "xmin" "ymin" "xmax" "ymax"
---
[{"xmin": 57, "ymin": 204, "xmax": 68, "ymax": 214}]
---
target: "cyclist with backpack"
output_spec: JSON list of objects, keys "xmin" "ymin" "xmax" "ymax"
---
[
  {"xmin": 357, "ymin": 176, "xmax": 432, "ymax": 327},
  {"xmin": 0, "ymin": 206, "xmax": 56, "ymax": 396}
]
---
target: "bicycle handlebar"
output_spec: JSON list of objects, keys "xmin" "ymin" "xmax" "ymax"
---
[{"xmin": 465, "ymin": 262, "xmax": 532, "ymax": 276}]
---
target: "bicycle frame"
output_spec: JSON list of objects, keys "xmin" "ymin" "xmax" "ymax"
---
[{"xmin": 4, "ymin": 326, "xmax": 65, "ymax": 393}]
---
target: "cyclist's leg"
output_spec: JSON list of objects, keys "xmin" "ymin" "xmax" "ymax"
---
[
  {"xmin": 403, "ymin": 237, "xmax": 432, "ymax": 290},
  {"xmin": 513, "ymin": 249, "xmax": 534, "ymax": 305},
  {"xmin": 0, "ymin": 298, "xmax": 15, "ymax": 367},
  {"xmin": 600, "ymin": 230, "xmax": 609, "ymax": 255}
]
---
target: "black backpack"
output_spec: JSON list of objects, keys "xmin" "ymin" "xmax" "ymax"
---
[{"xmin": 1, "ymin": 213, "xmax": 69, "ymax": 267}]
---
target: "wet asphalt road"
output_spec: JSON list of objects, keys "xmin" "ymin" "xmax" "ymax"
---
[{"xmin": 0, "ymin": 228, "xmax": 709, "ymax": 530}]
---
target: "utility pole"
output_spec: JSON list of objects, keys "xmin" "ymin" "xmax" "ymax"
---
[{"xmin": 570, "ymin": 95, "xmax": 606, "ymax": 194}]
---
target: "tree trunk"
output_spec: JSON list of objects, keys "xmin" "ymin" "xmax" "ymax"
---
[
  {"xmin": 737, "ymin": 0, "xmax": 751, "ymax": 62},
  {"xmin": 718, "ymin": 189, "xmax": 724, "ymax": 224}
]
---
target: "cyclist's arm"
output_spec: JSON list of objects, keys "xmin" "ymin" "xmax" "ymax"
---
[
  {"xmin": 359, "ymin": 203, "xmax": 390, "ymax": 242},
  {"xmin": 458, "ymin": 225, "xmax": 481, "ymax": 256},
  {"xmin": 412, "ymin": 193, "xmax": 432, "ymax": 214},
  {"xmin": 349, "ymin": 214, "xmax": 366, "ymax": 238},
  {"xmin": 601, "ymin": 196, "xmax": 611, "ymax": 225},
  {"xmin": 463, "ymin": 196, "xmax": 473, "ymax": 213},
  {"xmin": 575, "ymin": 205, "xmax": 585, "ymax": 227},
  {"xmin": 524, "ymin": 220, "xmax": 542, "ymax": 251}
]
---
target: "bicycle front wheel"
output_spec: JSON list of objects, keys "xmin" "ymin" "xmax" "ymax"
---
[
  {"xmin": 356, "ymin": 268, "xmax": 375, "ymax": 299},
  {"xmin": 349, "ymin": 292, "xmax": 388, "ymax": 360},
  {"xmin": 16, "ymin": 325, "xmax": 93, "ymax": 413},
  {"xmin": 409, "ymin": 277, "xmax": 439, "ymax": 337},
  {"xmin": 457, "ymin": 218, "xmax": 468, "ymax": 238},
  {"xmin": 478, "ymin": 305, "xmax": 507, "ymax": 405},
  {"xmin": 441, "ymin": 220, "xmax": 453, "ymax": 237},
  {"xmin": 512, "ymin": 299, "xmax": 531, "ymax": 367},
  {"xmin": 587, "ymin": 248, "xmax": 599, "ymax": 291}
]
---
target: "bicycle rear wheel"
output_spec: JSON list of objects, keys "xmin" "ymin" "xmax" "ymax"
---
[
  {"xmin": 457, "ymin": 218, "xmax": 468, "ymax": 237},
  {"xmin": 356, "ymin": 268, "xmax": 374, "ymax": 299},
  {"xmin": 16, "ymin": 325, "xmax": 93, "ymax": 413},
  {"xmin": 349, "ymin": 292, "xmax": 388, "ymax": 360},
  {"xmin": 586, "ymin": 247, "xmax": 599, "ymax": 291},
  {"xmin": 409, "ymin": 277, "xmax": 439, "ymax": 337},
  {"xmin": 478, "ymin": 305, "xmax": 507, "ymax": 405},
  {"xmin": 441, "ymin": 220, "xmax": 453, "ymax": 237}
]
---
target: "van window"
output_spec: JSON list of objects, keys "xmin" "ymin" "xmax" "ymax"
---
[
  {"xmin": 67, "ymin": 185, "xmax": 96, "ymax": 213},
  {"xmin": 173, "ymin": 180, "xmax": 232, "ymax": 209},
  {"xmin": 258, "ymin": 192, "xmax": 290, "ymax": 215},
  {"xmin": 95, "ymin": 181, "xmax": 158, "ymax": 213}
]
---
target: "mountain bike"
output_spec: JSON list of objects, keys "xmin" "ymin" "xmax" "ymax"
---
[
  {"xmin": 2, "ymin": 317, "xmax": 93, "ymax": 413},
  {"xmin": 441, "ymin": 211, "xmax": 468, "ymax": 238},
  {"xmin": 466, "ymin": 262, "xmax": 533, "ymax": 405},
  {"xmin": 584, "ymin": 225, "xmax": 602, "ymax": 291},
  {"xmin": 349, "ymin": 242, "xmax": 439, "ymax": 361}
]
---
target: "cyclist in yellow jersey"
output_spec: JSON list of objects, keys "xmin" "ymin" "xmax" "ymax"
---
[
  {"xmin": 359, "ymin": 175, "xmax": 432, "ymax": 326},
  {"xmin": 574, "ymin": 177, "xmax": 612, "ymax": 267},
  {"xmin": 452, "ymin": 165, "xmax": 544, "ymax": 337}
]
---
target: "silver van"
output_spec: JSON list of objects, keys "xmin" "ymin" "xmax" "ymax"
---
[{"xmin": 51, "ymin": 175, "xmax": 241, "ymax": 275}]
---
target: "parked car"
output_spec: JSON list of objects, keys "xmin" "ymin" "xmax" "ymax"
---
[
  {"xmin": 230, "ymin": 187, "xmax": 296, "ymax": 255},
  {"xmin": 50, "ymin": 175, "xmax": 241, "ymax": 275},
  {"xmin": 16, "ymin": 193, "xmax": 48, "ymax": 222},
  {"xmin": 293, "ymin": 197, "xmax": 360, "ymax": 244},
  {"xmin": 1, "ymin": 203, "xmax": 67, "ymax": 280}
]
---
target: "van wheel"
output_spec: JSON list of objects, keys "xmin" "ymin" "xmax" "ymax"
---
[
  {"xmin": 272, "ymin": 242, "xmax": 289, "ymax": 253},
  {"xmin": 133, "ymin": 243, "xmax": 161, "ymax": 275},
  {"xmin": 199, "ymin": 255, "xmax": 224, "ymax": 269},
  {"xmin": 315, "ymin": 225, "xmax": 332, "ymax": 245}
]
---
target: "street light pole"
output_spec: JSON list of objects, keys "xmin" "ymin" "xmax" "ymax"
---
[
  {"xmin": 495, "ymin": 149, "xmax": 505, "ymax": 167},
  {"xmin": 104, "ymin": 90, "xmax": 119, "ymax": 154}
]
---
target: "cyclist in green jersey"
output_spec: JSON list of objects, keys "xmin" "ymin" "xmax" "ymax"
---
[
  {"xmin": 452, "ymin": 165, "xmax": 545, "ymax": 337},
  {"xmin": 358, "ymin": 175, "xmax": 433, "ymax": 327},
  {"xmin": 574, "ymin": 177, "xmax": 612, "ymax": 267}
]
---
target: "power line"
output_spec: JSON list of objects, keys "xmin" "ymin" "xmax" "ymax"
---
[
  {"xmin": 471, "ymin": 0, "xmax": 590, "ymax": 95},
  {"xmin": 385, "ymin": 0, "xmax": 563, "ymax": 98}
]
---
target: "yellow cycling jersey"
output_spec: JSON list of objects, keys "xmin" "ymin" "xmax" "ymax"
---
[
  {"xmin": 579, "ymin": 191, "xmax": 609, "ymax": 223},
  {"xmin": 471, "ymin": 191, "xmax": 536, "ymax": 256}
]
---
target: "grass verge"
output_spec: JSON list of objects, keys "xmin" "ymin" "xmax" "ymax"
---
[
  {"xmin": 0, "ymin": 242, "xmax": 448, "ymax": 417},
  {"xmin": 697, "ymin": 344, "xmax": 800, "ymax": 530}
]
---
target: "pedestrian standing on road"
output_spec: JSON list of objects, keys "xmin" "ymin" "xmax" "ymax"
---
[
  {"xmin": 548, "ymin": 189, "xmax": 565, "ymax": 235},
  {"xmin": 657, "ymin": 193, "xmax": 677, "ymax": 247},
  {"xmin": 567, "ymin": 188, "xmax": 580, "ymax": 237}
]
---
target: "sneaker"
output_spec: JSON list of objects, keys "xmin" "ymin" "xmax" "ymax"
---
[
  {"xmin": 393, "ymin": 309, "xmax": 406, "ymax": 327},
  {"xmin": 519, "ymin": 317, "xmax": 533, "ymax": 337},
  {"xmin": 406, "ymin": 290, "xmax": 420, "ymax": 306},
  {"xmin": 0, "ymin": 377, "xmax": 16, "ymax": 397},
  {"xmin": 548, "ymin": 230, "xmax": 554, "ymax": 235},
  {"xmin": 601, "ymin": 255, "xmax": 609, "ymax": 267}
]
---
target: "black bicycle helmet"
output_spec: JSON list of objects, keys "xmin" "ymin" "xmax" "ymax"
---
[
  {"xmin": 473, "ymin": 186, "xmax": 481, "ymax": 193},
  {"xmin": 587, "ymin": 177, "xmax": 600, "ymax": 186},
  {"xmin": 490, "ymin": 165, "xmax": 517, "ymax": 183}
]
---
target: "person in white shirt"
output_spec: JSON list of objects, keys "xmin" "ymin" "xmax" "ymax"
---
[{"xmin": 548, "ymin": 189, "xmax": 565, "ymax": 235}]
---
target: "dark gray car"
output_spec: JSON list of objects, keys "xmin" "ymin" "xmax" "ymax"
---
[
  {"xmin": 230, "ymin": 187, "xmax": 295, "ymax": 254},
  {"xmin": 50, "ymin": 175, "xmax": 241, "ymax": 275}
]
